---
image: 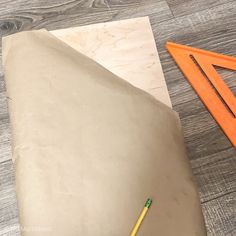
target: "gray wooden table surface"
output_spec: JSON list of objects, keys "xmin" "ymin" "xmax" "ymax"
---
[{"xmin": 0, "ymin": 0, "xmax": 236, "ymax": 235}]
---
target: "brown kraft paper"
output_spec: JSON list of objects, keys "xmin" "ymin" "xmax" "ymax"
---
[{"xmin": 2, "ymin": 29, "xmax": 207, "ymax": 236}]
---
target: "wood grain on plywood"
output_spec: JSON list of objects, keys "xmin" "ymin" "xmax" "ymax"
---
[{"xmin": 51, "ymin": 17, "xmax": 172, "ymax": 107}]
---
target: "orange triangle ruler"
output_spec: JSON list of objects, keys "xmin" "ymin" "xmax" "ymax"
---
[{"xmin": 166, "ymin": 42, "xmax": 236, "ymax": 147}]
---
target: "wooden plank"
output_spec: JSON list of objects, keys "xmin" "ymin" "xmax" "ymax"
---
[
  {"xmin": 0, "ymin": 117, "xmax": 11, "ymax": 164},
  {"xmin": 0, "ymin": 160, "xmax": 20, "ymax": 236},
  {"xmin": 191, "ymin": 147, "xmax": 236, "ymax": 203},
  {"xmin": 202, "ymin": 192, "xmax": 236, "ymax": 236},
  {"xmin": 0, "ymin": 0, "xmax": 173, "ymax": 40},
  {"xmin": 0, "ymin": 74, "xmax": 11, "ymax": 164},
  {"xmin": 166, "ymin": 0, "xmax": 235, "ymax": 17}
]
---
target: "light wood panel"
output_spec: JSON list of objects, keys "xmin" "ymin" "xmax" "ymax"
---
[{"xmin": 51, "ymin": 17, "xmax": 172, "ymax": 107}]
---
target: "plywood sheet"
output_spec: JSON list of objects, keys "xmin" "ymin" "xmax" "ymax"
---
[{"xmin": 51, "ymin": 17, "xmax": 172, "ymax": 107}]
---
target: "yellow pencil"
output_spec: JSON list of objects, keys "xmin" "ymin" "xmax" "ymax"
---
[{"xmin": 130, "ymin": 198, "xmax": 152, "ymax": 236}]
